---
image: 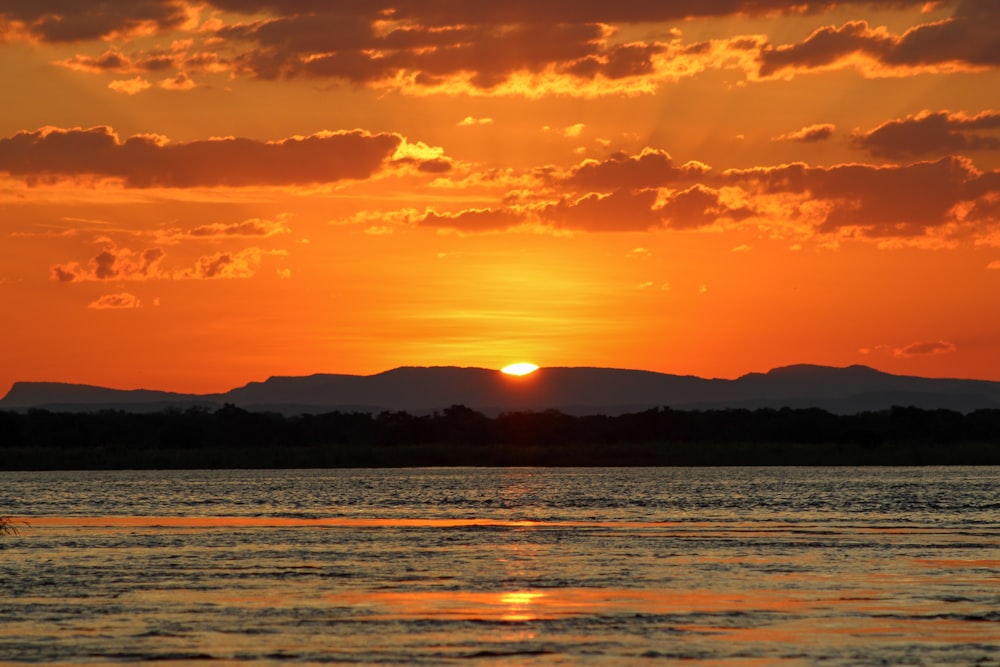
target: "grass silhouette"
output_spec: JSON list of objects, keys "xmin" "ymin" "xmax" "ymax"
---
[{"xmin": 0, "ymin": 515, "xmax": 25, "ymax": 536}]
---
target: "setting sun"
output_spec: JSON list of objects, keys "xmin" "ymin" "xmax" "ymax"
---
[{"xmin": 501, "ymin": 363, "xmax": 540, "ymax": 376}]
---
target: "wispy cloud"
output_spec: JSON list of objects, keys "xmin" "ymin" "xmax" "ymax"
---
[
  {"xmin": 88, "ymin": 292, "xmax": 141, "ymax": 310},
  {"xmin": 894, "ymin": 340, "xmax": 957, "ymax": 358},
  {"xmin": 773, "ymin": 124, "xmax": 836, "ymax": 143}
]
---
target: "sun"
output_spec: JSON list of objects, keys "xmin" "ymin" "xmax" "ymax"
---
[{"xmin": 501, "ymin": 362, "xmax": 539, "ymax": 376}]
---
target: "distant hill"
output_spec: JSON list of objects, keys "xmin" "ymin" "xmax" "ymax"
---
[{"xmin": 3, "ymin": 364, "xmax": 1000, "ymax": 415}]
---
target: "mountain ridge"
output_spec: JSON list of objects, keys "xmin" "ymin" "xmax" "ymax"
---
[{"xmin": 2, "ymin": 364, "xmax": 999, "ymax": 416}]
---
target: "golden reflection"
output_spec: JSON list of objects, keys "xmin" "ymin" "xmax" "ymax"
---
[
  {"xmin": 498, "ymin": 591, "xmax": 545, "ymax": 622},
  {"xmin": 19, "ymin": 516, "xmax": 684, "ymax": 529}
]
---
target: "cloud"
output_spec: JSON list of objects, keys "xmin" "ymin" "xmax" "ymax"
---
[
  {"xmin": 23, "ymin": 1, "xmax": 981, "ymax": 99},
  {"xmin": 60, "ymin": 51, "xmax": 133, "ymax": 73},
  {"xmin": 341, "ymin": 145, "xmax": 1000, "ymax": 239},
  {"xmin": 987, "ymin": 260, "xmax": 1000, "ymax": 269},
  {"xmin": 0, "ymin": 1, "xmax": 189, "ymax": 43},
  {"xmin": 659, "ymin": 185, "xmax": 755, "ymax": 230},
  {"xmin": 757, "ymin": 3, "xmax": 1000, "ymax": 79},
  {"xmin": 187, "ymin": 2, "xmax": 939, "ymax": 96},
  {"xmin": 562, "ymin": 149, "xmax": 710, "ymax": 191},
  {"xmin": 893, "ymin": 340, "xmax": 957, "ymax": 357},
  {"xmin": 88, "ymin": 293, "xmax": 141, "ymax": 310},
  {"xmin": 60, "ymin": 49, "xmax": 178, "ymax": 74},
  {"xmin": 202, "ymin": 1, "xmax": 931, "ymax": 25},
  {"xmin": 851, "ymin": 109, "xmax": 1000, "ymax": 159},
  {"xmin": 179, "ymin": 248, "xmax": 271, "ymax": 279},
  {"xmin": 108, "ymin": 77, "xmax": 152, "ymax": 95},
  {"xmin": 185, "ymin": 217, "xmax": 290, "ymax": 239},
  {"xmin": 0, "ymin": 126, "xmax": 406, "ymax": 187},
  {"xmin": 725, "ymin": 155, "xmax": 999, "ymax": 237},
  {"xmin": 544, "ymin": 189, "xmax": 662, "ymax": 232},
  {"xmin": 418, "ymin": 207, "xmax": 528, "ymax": 232},
  {"xmin": 458, "ymin": 116, "xmax": 493, "ymax": 126},
  {"xmin": 52, "ymin": 244, "xmax": 165, "ymax": 282},
  {"xmin": 773, "ymin": 123, "xmax": 836, "ymax": 143},
  {"xmin": 51, "ymin": 236, "xmax": 286, "ymax": 281},
  {"xmin": 159, "ymin": 73, "xmax": 197, "ymax": 91}
]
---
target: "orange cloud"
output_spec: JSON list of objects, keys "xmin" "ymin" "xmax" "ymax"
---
[
  {"xmin": 851, "ymin": 110, "xmax": 1000, "ymax": 159},
  {"xmin": 88, "ymin": 293, "xmax": 141, "ymax": 310},
  {"xmin": 51, "ymin": 231, "xmax": 288, "ymax": 282},
  {"xmin": 108, "ymin": 77, "xmax": 152, "ymax": 95},
  {"xmin": 893, "ymin": 340, "xmax": 957, "ymax": 358},
  {"xmin": 0, "ymin": 126, "xmax": 409, "ymax": 187},
  {"xmin": 178, "ymin": 248, "xmax": 273, "ymax": 280},
  {"xmin": 52, "ymin": 244, "xmax": 165, "ymax": 282},
  {"xmin": 159, "ymin": 73, "xmax": 197, "ymax": 91},
  {"xmin": 60, "ymin": 49, "xmax": 178, "ymax": 74},
  {"xmin": 458, "ymin": 116, "xmax": 493, "ymax": 126},
  {"xmin": 773, "ymin": 123, "xmax": 836, "ymax": 143},
  {"xmin": 185, "ymin": 217, "xmax": 290, "ymax": 239}
]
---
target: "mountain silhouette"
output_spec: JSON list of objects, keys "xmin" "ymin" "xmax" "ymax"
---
[{"xmin": 2, "ymin": 364, "xmax": 999, "ymax": 415}]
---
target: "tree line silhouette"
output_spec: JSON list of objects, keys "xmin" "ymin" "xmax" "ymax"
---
[{"xmin": 1, "ymin": 404, "xmax": 998, "ymax": 468}]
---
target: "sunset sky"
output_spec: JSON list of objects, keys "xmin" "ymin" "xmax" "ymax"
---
[{"xmin": 2, "ymin": 1, "xmax": 999, "ymax": 394}]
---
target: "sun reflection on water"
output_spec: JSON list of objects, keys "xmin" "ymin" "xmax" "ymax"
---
[{"xmin": 499, "ymin": 591, "xmax": 545, "ymax": 621}]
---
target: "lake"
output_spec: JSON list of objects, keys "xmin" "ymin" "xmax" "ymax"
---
[{"xmin": 1, "ymin": 467, "xmax": 998, "ymax": 665}]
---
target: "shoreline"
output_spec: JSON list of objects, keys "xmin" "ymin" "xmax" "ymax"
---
[{"xmin": 3, "ymin": 440, "xmax": 998, "ymax": 470}]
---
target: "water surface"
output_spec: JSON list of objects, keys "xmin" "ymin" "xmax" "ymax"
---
[{"xmin": 2, "ymin": 467, "xmax": 998, "ymax": 665}]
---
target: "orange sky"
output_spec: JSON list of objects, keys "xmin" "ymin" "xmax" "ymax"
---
[{"xmin": 2, "ymin": 1, "xmax": 999, "ymax": 394}]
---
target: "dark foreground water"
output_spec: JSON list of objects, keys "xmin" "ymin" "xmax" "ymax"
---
[{"xmin": 1, "ymin": 467, "xmax": 998, "ymax": 665}]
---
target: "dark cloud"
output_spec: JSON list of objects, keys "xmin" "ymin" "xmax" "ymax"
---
[
  {"xmin": 758, "ymin": 1, "xmax": 1000, "ymax": 77},
  {"xmin": 759, "ymin": 20, "xmax": 888, "ymax": 77},
  {"xmin": 0, "ymin": 1, "xmax": 188, "ymax": 43},
  {"xmin": 0, "ymin": 126, "xmax": 403, "ymax": 187},
  {"xmin": 21, "ymin": 1, "xmax": 984, "ymax": 95},
  {"xmin": 852, "ymin": 110, "xmax": 1000, "ymax": 159},
  {"xmin": 543, "ymin": 189, "xmax": 662, "ymax": 232},
  {"xmin": 563, "ymin": 150, "xmax": 709, "ymax": 191},
  {"xmin": 659, "ymin": 185, "xmax": 754, "ymax": 229},
  {"xmin": 206, "ymin": 1, "xmax": 931, "ymax": 25},
  {"xmin": 227, "ymin": 19, "xmax": 609, "ymax": 87},
  {"xmin": 418, "ymin": 148, "xmax": 999, "ymax": 236},
  {"xmin": 727, "ymin": 156, "xmax": 997, "ymax": 236},
  {"xmin": 416, "ymin": 158, "xmax": 452, "ymax": 174},
  {"xmin": 203, "ymin": 1, "xmax": 939, "ymax": 90}
]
